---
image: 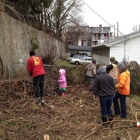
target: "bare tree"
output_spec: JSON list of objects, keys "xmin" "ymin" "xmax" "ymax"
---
[
  {"xmin": 64, "ymin": 23, "xmax": 90, "ymax": 46},
  {"xmin": 44, "ymin": 0, "xmax": 83, "ymax": 38}
]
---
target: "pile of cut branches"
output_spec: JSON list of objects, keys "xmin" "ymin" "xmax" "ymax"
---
[{"xmin": 0, "ymin": 65, "xmax": 140, "ymax": 140}]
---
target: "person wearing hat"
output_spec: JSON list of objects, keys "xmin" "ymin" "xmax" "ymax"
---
[
  {"xmin": 113, "ymin": 62, "xmax": 130, "ymax": 119},
  {"xmin": 85, "ymin": 59, "xmax": 97, "ymax": 88},
  {"xmin": 106, "ymin": 57, "xmax": 118, "ymax": 85}
]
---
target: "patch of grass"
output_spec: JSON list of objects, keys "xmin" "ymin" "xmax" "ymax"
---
[
  {"xmin": 55, "ymin": 59, "xmax": 75, "ymax": 67},
  {"xmin": 134, "ymin": 95, "xmax": 140, "ymax": 102}
]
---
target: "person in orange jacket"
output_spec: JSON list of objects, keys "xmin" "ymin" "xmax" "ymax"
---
[{"xmin": 113, "ymin": 62, "xmax": 130, "ymax": 119}]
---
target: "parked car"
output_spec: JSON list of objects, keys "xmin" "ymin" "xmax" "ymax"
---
[
  {"xmin": 70, "ymin": 56, "xmax": 92, "ymax": 65},
  {"xmin": 67, "ymin": 53, "xmax": 89, "ymax": 62}
]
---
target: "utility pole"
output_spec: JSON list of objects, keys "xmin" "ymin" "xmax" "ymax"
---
[
  {"xmin": 117, "ymin": 22, "xmax": 119, "ymax": 37},
  {"xmin": 114, "ymin": 25, "xmax": 115, "ymax": 38}
]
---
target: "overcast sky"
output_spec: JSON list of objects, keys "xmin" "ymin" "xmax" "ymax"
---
[{"xmin": 82, "ymin": 0, "xmax": 140, "ymax": 35}]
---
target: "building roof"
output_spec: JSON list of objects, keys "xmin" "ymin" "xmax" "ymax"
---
[
  {"xmin": 92, "ymin": 31, "xmax": 140, "ymax": 48},
  {"xmin": 69, "ymin": 45, "xmax": 92, "ymax": 52}
]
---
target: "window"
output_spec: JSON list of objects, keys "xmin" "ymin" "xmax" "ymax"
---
[
  {"xmin": 88, "ymin": 58, "xmax": 92, "ymax": 61},
  {"xmin": 89, "ymin": 28, "xmax": 91, "ymax": 33},
  {"xmin": 101, "ymin": 28, "xmax": 103, "ymax": 32},
  {"xmin": 82, "ymin": 57, "xmax": 87, "ymax": 60},
  {"xmin": 92, "ymin": 35, "xmax": 95, "ymax": 40},
  {"xmin": 95, "ymin": 28, "xmax": 99, "ymax": 32}
]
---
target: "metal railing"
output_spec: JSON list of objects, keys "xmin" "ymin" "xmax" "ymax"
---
[{"xmin": 11, "ymin": 61, "xmax": 53, "ymax": 78}]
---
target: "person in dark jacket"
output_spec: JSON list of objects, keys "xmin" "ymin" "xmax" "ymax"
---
[
  {"xmin": 93, "ymin": 66, "xmax": 115, "ymax": 123},
  {"xmin": 27, "ymin": 50, "xmax": 46, "ymax": 106}
]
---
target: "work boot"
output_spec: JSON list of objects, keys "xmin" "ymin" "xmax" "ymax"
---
[
  {"xmin": 41, "ymin": 97, "xmax": 47, "ymax": 106},
  {"xmin": 108, "ymin": 116, "xmax": 113, "ymax": 121},
  {"xmin": 101, "ymin": 116, "xmax": 108, "ymax": 127},
  {"xmin": 101, "ymin": 116, "xmax": 107, "ymax": 123},
  {"xmin": 36, "ymin": 97, "xmax": 41, "ymax": 106}
]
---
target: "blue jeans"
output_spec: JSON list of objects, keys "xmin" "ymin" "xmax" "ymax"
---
[
  {"xmin": 113, "ymin": 79, "xmax": 117, "ymax": 85},
  {"xmin": 113, "ymin": 91, "xmax": 126, "ymax": 118},
  {"xmin": 99, "ymin": 95, "xmax": 113, "ymax": 117},
  {"xmin": 86, "ymin": 76, "xmax": 94, "ymax": 84}
]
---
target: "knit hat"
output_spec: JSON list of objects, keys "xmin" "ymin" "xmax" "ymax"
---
[
  {"xmin": 92, "ymin": 59, "xmax": 96, "ymax": 64},
  {"xmin": 110, "ymin": 57, "xmax": 116, "ymax": 63},
  {"xmin": 117, "ymin": 62, "xmax": 125, "ymax": 69}
]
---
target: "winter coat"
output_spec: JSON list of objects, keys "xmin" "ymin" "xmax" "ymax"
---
[
  {"xmin": 106, "ymin": 64, "xmax": 118, "ymax": 79},
  {"xmin": 85, "ymin": 63, "xmax": 96, "ymax": 78},
  {"xmin": 93, "ymin": 66, "xmax": 115, "ymax": 97},
  {"xmin": 115, "ymin": 70, "xmax": 130, "ymax": 95},
  {"xmin": 58, "ymin": 69, "xmax": 67, "ymax": 88},
  {"xmin": 27, "ymin": 56, "xmax": 45, "ymax": 78}
]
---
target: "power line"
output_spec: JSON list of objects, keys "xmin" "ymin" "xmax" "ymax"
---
[{"xmin": 82, "ymin": 0, "xmax": 125, "ymax": 36}]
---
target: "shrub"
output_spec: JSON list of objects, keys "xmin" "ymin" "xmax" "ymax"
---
[{"xmin": 126, "ymin": 61, "xmax": 140, "ymax": 95}]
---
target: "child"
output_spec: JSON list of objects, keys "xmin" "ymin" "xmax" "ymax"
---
[{"xmin": 58, "ymin": 69, "xmax": 67, "ymax": 97}]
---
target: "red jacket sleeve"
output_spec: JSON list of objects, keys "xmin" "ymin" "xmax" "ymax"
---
[{"xmin": 27, "ymin": 58, "xmax": 32, "ymax": 74}]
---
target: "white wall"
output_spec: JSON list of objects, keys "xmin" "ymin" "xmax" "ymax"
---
[
  {"xmin": 110, "ymin": 35, "xmax": 140, "ymax": 63},
  {"xmin": 92, "ymin": 54, "xmax": 109, "ymax": 64},
  {"xmin": 126, "ymin": 36, "xmax": 140, "ymax": 63},
  {"xmin": 109, "ymin": 43, "xmax": 125, "ymax": 62}
]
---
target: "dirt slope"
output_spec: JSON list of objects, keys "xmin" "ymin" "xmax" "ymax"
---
[{"xmin": 0, "ymin": 77, "xmax": 140, "ymax": 140}]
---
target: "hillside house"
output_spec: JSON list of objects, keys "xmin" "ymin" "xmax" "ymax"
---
[
  {"xmin": 91, "ymin": 31, "xmax": 140, "ymax": 64},
  {"xmin": 65, "ymin": 25, "xmax": 113, "ymax": 56},
  {"xmin": 65, "ymin": 25, "xmax": 113, "ymax": 46},
  {"xmin": 89, "ymin": 25, "xmax": 113, "ymax": 46}
]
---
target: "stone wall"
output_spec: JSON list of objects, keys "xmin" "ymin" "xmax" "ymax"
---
[{"xmin": 0, "ymin": 12, "xmax": 66, "ymax": 77}]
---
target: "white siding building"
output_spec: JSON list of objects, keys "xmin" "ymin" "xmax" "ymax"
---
[{"xmin": 91, "ymin": 31, "xmax": 140, "ymax": 65}]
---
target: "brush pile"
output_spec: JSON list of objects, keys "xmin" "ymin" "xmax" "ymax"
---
[{"xmin": 0, "ymin": 65, "xmax": 140, "ymax": 140}]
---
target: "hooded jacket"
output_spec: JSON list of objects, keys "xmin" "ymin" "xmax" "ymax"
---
[
  {"xmin": 115, "ymin": 70, "xmax": 130, "ymax": 95},
  {"xmin": 58, "ymin": 69, "xmax": 67, "ymax": 88},
  {"xmin": 85, "ymin": 63, "xmax": 96, "ymax": 78},
  {"xmin": 93, "ymin": 66, "xmax": 115, "ymax": 97}
]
